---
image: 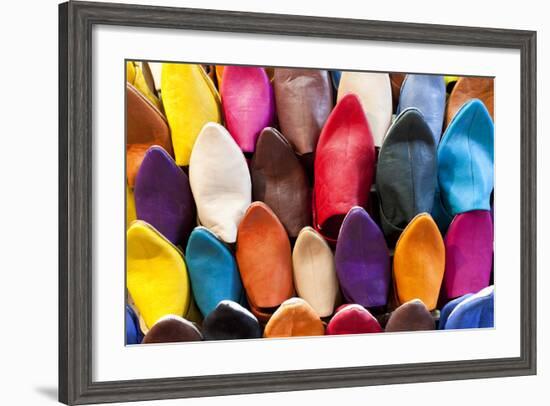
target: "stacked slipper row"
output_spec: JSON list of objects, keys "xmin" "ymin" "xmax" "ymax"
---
[{"xmin": 126, "ymin": 61, "xmax": 495, "ymax": 344}]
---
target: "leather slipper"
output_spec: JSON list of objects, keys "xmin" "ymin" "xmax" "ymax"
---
[
  {"xmin": 443, "ymin": 210, "xmax": 493, "ymax": 302},
  {"xmin": 443, "ymin": 286, "xmax": 494, "ymax": 329},
  {"xmin": 397, "ymin": 74, "xmax": 446, "ymax": 142},
  {"xmin": 264, "ymin": 298, "xmax": 325, "ymax": 338},
  {"xmin": 186, "ymin": 227, "xmax": 244, "ymax": 317},
  {"xmin": 202, "ymin": 300, "xmax": 262, "ymax": 340},
  {"xmin": 385, "ymin": 299, "xmax": 435, "ymax": 332},
  {"xmin": 376, "ymin": 108, "xmax": 437, "ymax": 243},
  {"xmin": 393, "ymin": 213, "xmax": 444, "ymax": 311},
  {"xmin": 126, "ymin": 220, "xmax": 191, "ymax": 329},
  {"xmin": 142, "ymin": 315, "xmax": 202, "ymax": 344},
  {"xmin": 292, "ymin": 226, "xmax": 339, "ymax": 317},
  {"xmin": 161, "ymin": 63, "xmax": 222, "ymax": 165},
  {"xmin": 438, "ymin": 99, "xmax": 494, "ymax": 216},
  {"xmin": 221, "ymin": 66, "xmax": 275, "ymax": 153},
  {"xmin": 334, "ymin": 207, "xmax": 390, "ymax": 308},
  {"xmin": 134, "ymin": 146, "xmax": 195, "ymax": 246},
  {"xmin": 313, "ymin": 94, "xmax": 375, "ymax": 243},
  {"xmin": 272, "ymin": 68, "xmax": 333, "ymax": 156},
  {"xmin": 251, "ymin": 127, "xmax": 311, "ymax": 238},
  {"xmin": 236, "ymin": 202, "xmax": 294, "ymax": 322},
  {"xmin": 326, "ymin": 304, "xmax": 383, "ymax": 335},
  {"xmin": 189, "ymin": 122, "xmax": 251, "ymax": 243}
]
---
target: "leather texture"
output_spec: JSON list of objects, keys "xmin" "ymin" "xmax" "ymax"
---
[
  {"xmin": 134, "ymin": 146, "xmax": 195, "ymax": 246},
  {"xmin": 376, "ymin": 108, "xmax": 437, "ymax": 242},
  {"xmin": 334, "ymin": 207, "xmax": 390, "ymax": 308},
  {"xmin": 142, "ymin": 315, "xmax": 203, "ymax": 344},
  {"xmin": 251, "ymin": 127, "xmax": 311, "ymax": 238},
  {"xmin": 292, "ymin": 227, "xmax": 339, "ymax": 317},
  {"xmin": 313, "ymin": 94, "xmax": 376, "ymax": 243},
  {"xmin": 393, "ymin": 213, "xmax": 445, "ymax": 311},
  {"xmin": 443, "ymin": 286, "xmax": 494, "ymax": 329},
  {"xmin": 202, "ymin": 300, "xmax": 262, "ymax": 340},
  {"xmin": 189, "ymin": 122, "xmax": 251, "ymax": 243},
  {"xmin": 336, "ymin": 72, "xmax": 392, "ymax": 146},
  {"xmin": 126, "ymin": 221, "xmax": 190, "ymax": 329},
  {"xmin": 326, "ymin": 304, "xmax": 383, "ymax": 335},
  {"xmin": 126, "ymin": 82, "xmax": 173, "ymax": 187},
  {"xmin": 445, "ymin": 77, "xmax": 494, "ymax": 126},
  {"xmin": 272, "ymin": 68, "xmax": 333, "ymax": 155},
  {"xmin": 438, "ymin": 99, "xmax": 494, "ymax": 215},
  {"xmin": 389, "ymin": 73, "xmax": 406, "ymax": 112},
  {"xmin": 385, "ymin": 299, "xmax": 435, "ymax": 332},
  {"xmin": 161, "ymin": 63, "xmax": 222, "ymax": 166},
  {"xmin": 216, "ymin": 66, "xmax": 274, "ymax": 88},
  {"xmin": 443, "ymin": 210, "xmax": 493, "ymax": 301},
  {"xmin": 221, "ymin": 66, "xmax": 275, "ymax": 153},
  {"xmin": 236, "ymin": 202, "xmax": 294, "ymax": 320},
  {"xmin": 263, "ymin": 298, "xmax": 325, "ymax": 338},
  {"xmin": 126, "ymin": 185, "xmax": 136, "ymax": 229},
  {"xmin": 397, "ymin": 74, "xmax": 446, "ymax": 142},
  {"xmin": 186, "ymin": 227, "xmax": 244, "ymax": 317},
  {"xmin": 438, "ymin": 293, "xmax": 473, "ymax": 330},
  {"xmin": 125, "ymin": 305, "xmax": 142, "ymax": 345}
]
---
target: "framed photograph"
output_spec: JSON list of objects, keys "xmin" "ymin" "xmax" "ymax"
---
[{"xmin": 59, "ymin": 1, "xmax": 537, "ymax": 404}]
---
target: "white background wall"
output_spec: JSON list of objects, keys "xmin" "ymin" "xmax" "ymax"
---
[{"xmin": 0, "ymin": 0, "xmax": 546, "ymax": 404}]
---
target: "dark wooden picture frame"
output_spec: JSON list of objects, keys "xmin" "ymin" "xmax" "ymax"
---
[{"xmin": 59, "ymin": 1, "xmax": 537, "ymax": 404}]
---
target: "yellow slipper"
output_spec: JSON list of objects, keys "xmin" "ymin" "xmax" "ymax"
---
[
  {"xmin": 127, "ymin": 220, "xmax": 191, "ymax": 329},
  {"xmin": 161, "ymin": 63, "xmax": 222, "ymax": 166}
]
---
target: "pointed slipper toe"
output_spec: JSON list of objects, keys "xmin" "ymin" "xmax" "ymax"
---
[
  {"xmin": 376, "ymin": 108, "xmax": 437, "ymax": 243},
  {"xmin": 189, "ymin": 122, "xmax": 251, "ymax": 243},
  {"xmin": 313, "ymin": 94, "xmax": 376, "ymax": 243},
  {"xmin": 334, "ymin": 207, "xmax": 390, "ymax": 308},
  {"xmin": 438, "ymin": 99, "xmax": 494, "ymax": 215},
  {"xmin": 186, "ymin": 227, "xmax": 243, "ymax": 317},
  {"xmin": 126, "ymin": 221, "xmax": 191, "ymax": 329},
  {"xmin": 236, "ymin": 202, "xmax": 294, "ymax": 321},
  {"xmin": 264, "ymin": 298, "xmax": 325, "ymax": 338},
  {"xmin": 393, "ymin": 213, "xmax": 444, "ymax": 311},
  {"xmin": 292, "ymin": 227, "xmax": 339, "ymax": 317},
  {"xmin": 134, "ymin": 146, "xmax": 195, "ymax": 246},
  {"xmin": 326, "ymin": 304, "xmax": 383, "ymax": 335},
  {"xmin": 221, "ymin": 66, "xmax": 275, "ymax": 153},
  {"xmin": 385, "ymin": 299, "xmax": 435, "ymax": 332},
  {"xmin": 443, "ymin": 210, "xmax": 493, "ymax": 301},
  {"xmin": 142, "ymin": 315, "xmax": 202, "ymax": 344},
  {"xmin": 202, "ymin": 300, "xmax": 262, "ymax": 340},
  {"xmin": 272, "ymin": 68, "xmax": 333, "ymax": 156},
  {"xmin": 161, "ymin": 63, "xmax": 221, "ymax": 166},
  {"xmin": 251, "ymin": 127, "xmax": 311, "ymax": 238}
]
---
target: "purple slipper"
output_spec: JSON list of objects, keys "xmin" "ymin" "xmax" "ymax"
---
[
  {"xmin": 334, "ymin": 207, "xmax": 391, "ymax": 308},
  {"xmin": 134, "ymin": 146, "xmax": 196, "ymax": 246}
]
